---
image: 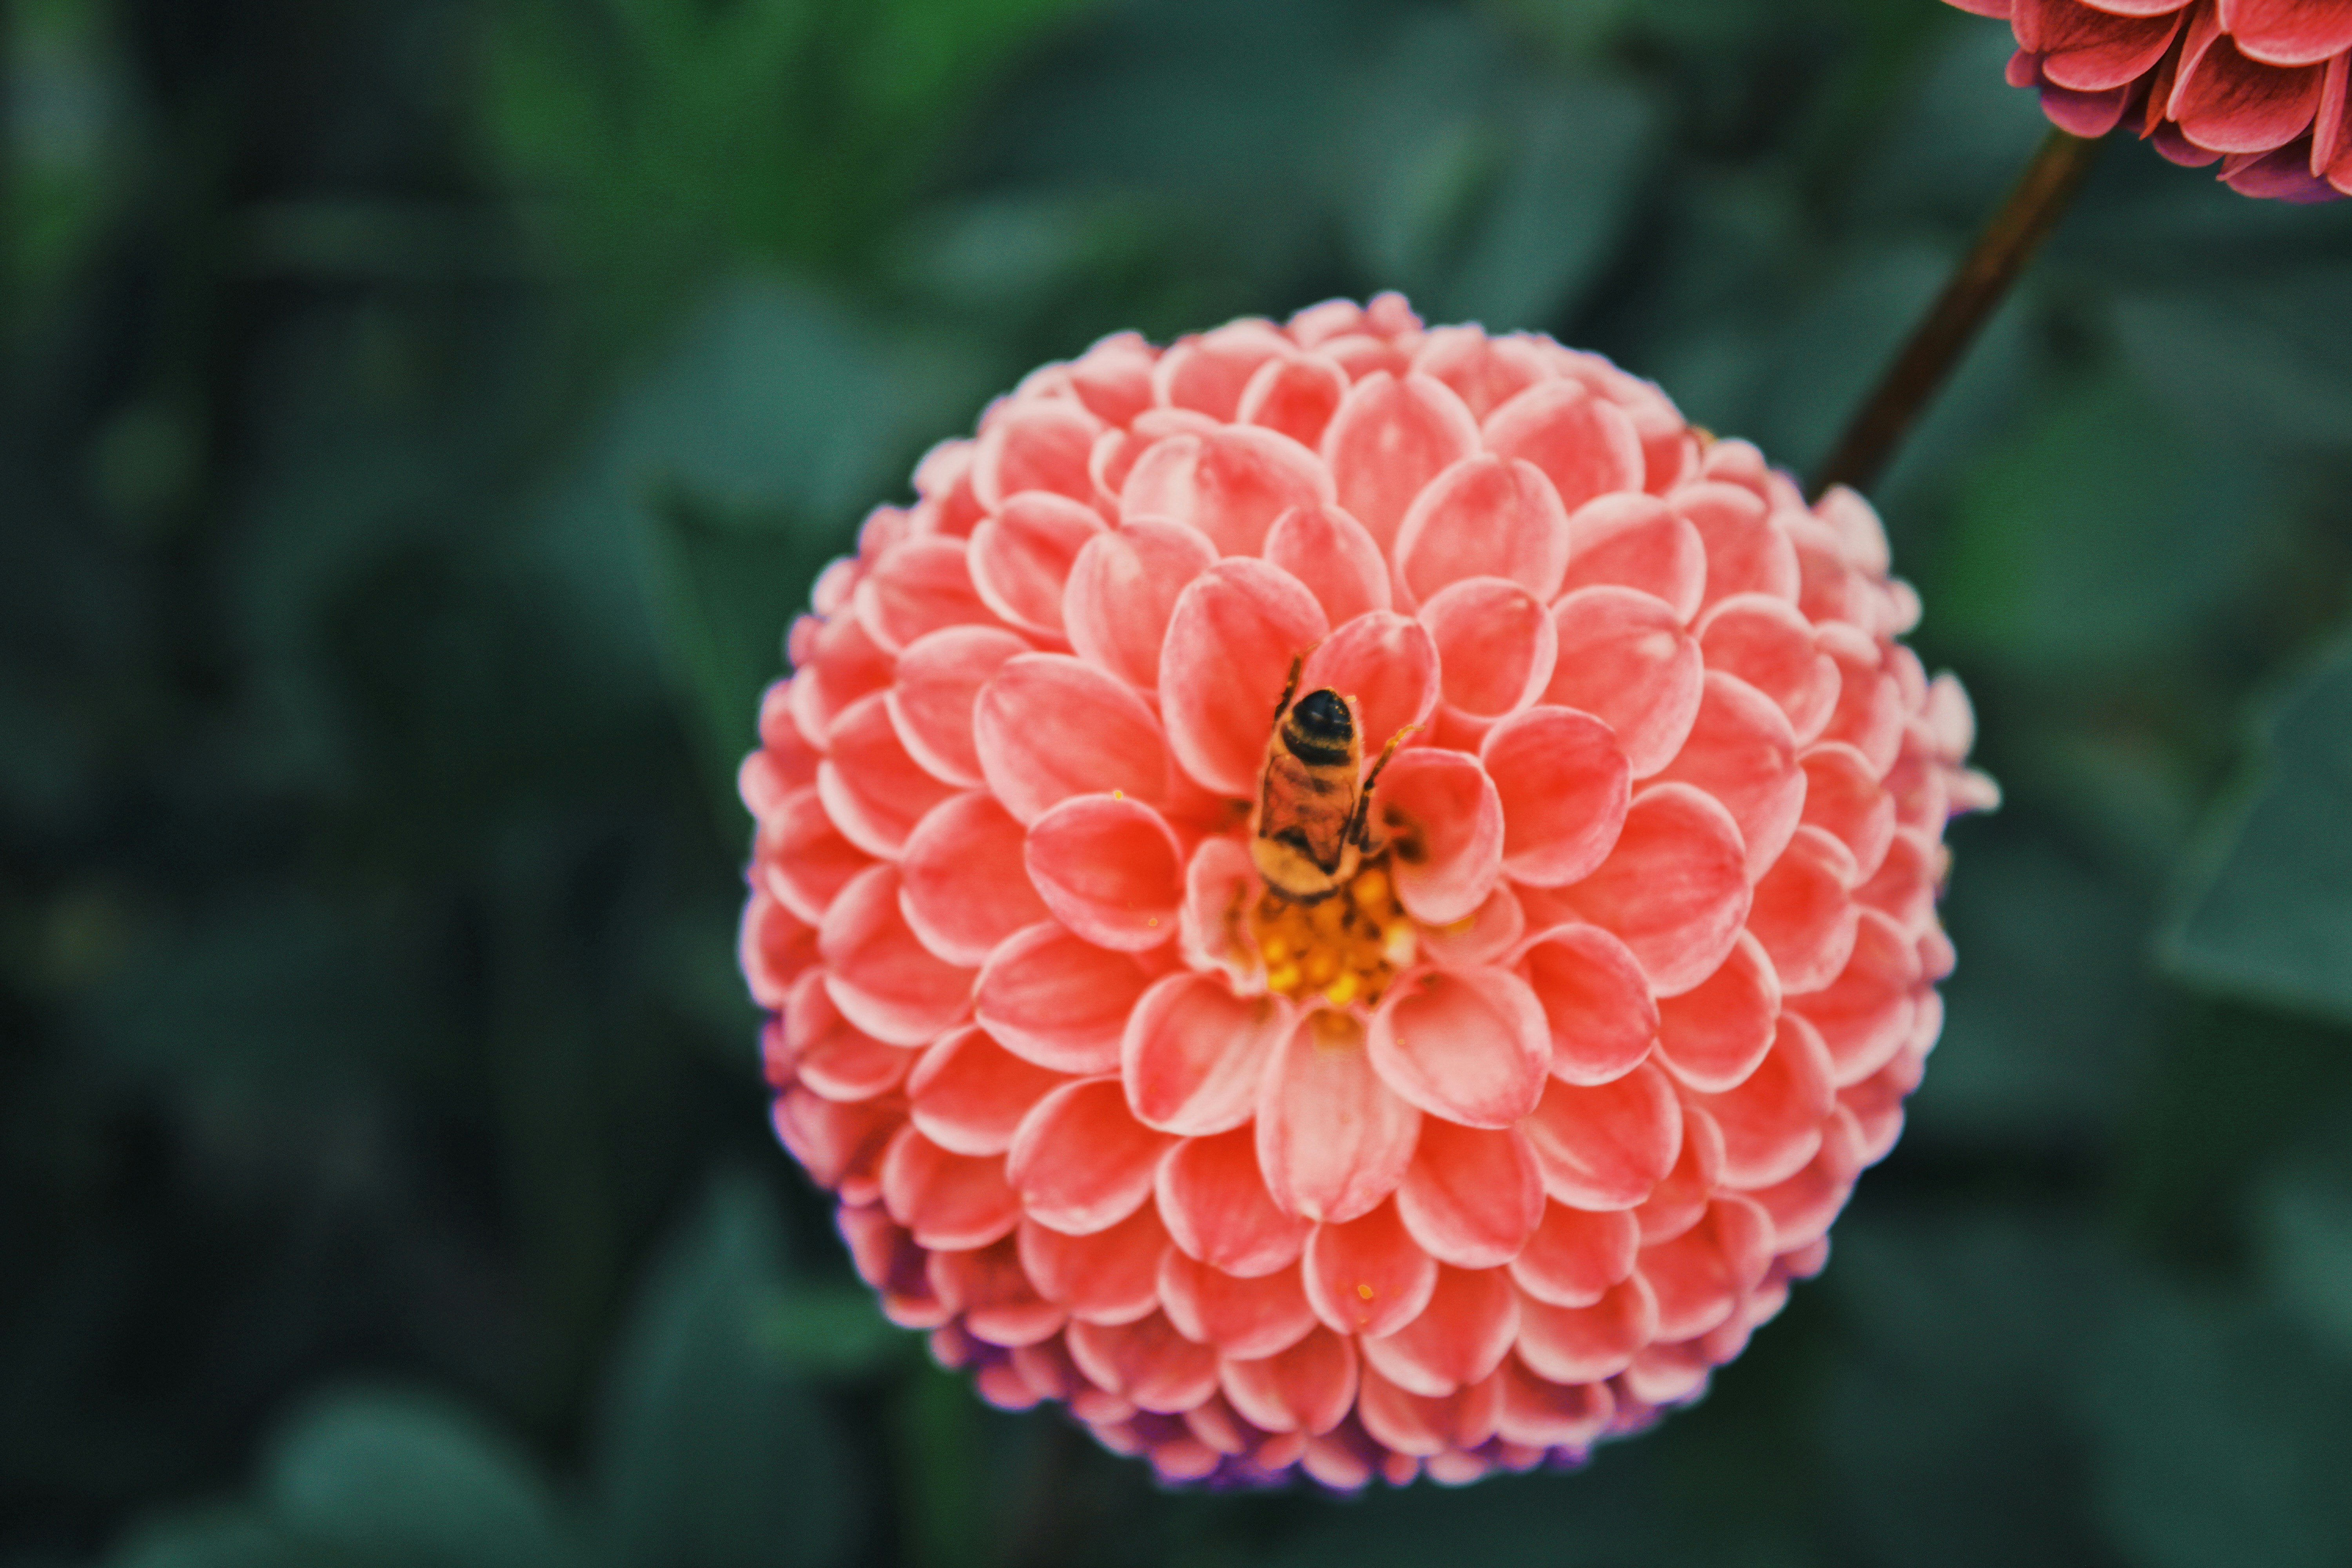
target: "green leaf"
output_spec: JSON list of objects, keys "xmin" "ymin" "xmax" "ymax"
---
[
  {"xmin": 2165, "ymin": 636, "xmax": 2352, "ymax": 1026},
  {"xmin": 1937, "ymin": 376, "xmax": 2269, "ymax": 670},
  {"xmin": 105, "ymin": 1509, "xmax": 327, "ymax": 1568},
  {"xmin": 2112, "ymin": 276, "xmax": 2352, "ymax": 456},
  {"xmin": 595, "ymin": 1174, "xmax": 861, "ymax": 1568},
  {"xmin": 262, "ymin": 1387, "xmax": 577, "ymax": 1568},
  {"xmin": 2256, "ymin": 1117, "xmax": 2352, "ymax": 1365}
]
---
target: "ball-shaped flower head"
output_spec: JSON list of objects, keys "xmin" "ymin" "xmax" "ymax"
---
[
  {"xmin": 1947, "ymin": 0, "xmax": 2352, "ymax": 200},
  {"xmin": 736, "ymin": 294, "xmax": 1997, "ymax": 1490}
]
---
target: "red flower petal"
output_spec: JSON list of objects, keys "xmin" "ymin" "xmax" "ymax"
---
[
  {"xmin": 1494, "ymin": 1355, "xmax": 1613, "ymax": 1449},
  {"xmin": 1411, "ymin": 327, "xmax": 1550, "ymax": 420},
  {"xmin": 790, "ymin": 977, "xmax": 915, "ymax": 1103},
  {"xmin": 1024, "ymin": 793, "xmax": 1185, "ymax": 952},
  {"xmin": 899, "ymin": 793, "xmax": 1050, "ymax": 967},
  {"xmin": 1262, "ymin": 503, "xmax": 1394, "ymax": 626},
  {"xmin": 1698, "ymin": 593, "xmax": 1840, "ymax": 744},
  {"xmin": 851, "ymin": 536, "xmax": 999, "ymax": 654},
  {"xmin": 881, "ymin": 1127, "xmax": 1021, "ymax": 1249},
  {"xmin": 1067, "ymin": 1312, "xmax": 1221, "ymax": 1414},
  {"xmin": 1007, "ymin": 1077, "xmax": 1174, "ymax": 1236},
  {"xmin": 1395, "ymin": 1120, "xmax": 1546, "ymax": 1269},
  {"xmin": 1653, "ymin": 671, "xmax": 1807, "ymax": 882},
  {"xmin": 974, "ymin": 654, "xmax": 1172, "ymax": 825},
  {"xmin": 1558, "ymin": 495, "xmax": 1707, "ymax": 624},
  {"xmin": 931, "ymin": 1237, "xmax": 1065, "ymax": 1347},
  {"xmin": 1367, "ymin": 966, "xmax": 1551, "ymax": 1129},
  {"xmin": 1519, "ymin": 1060, "xmax": 1684, "ymax": 1210},
  {"xmin": 1360, "ymin": 1264, "xmax": 1520, "ymax": 1395},
  {"xmin": 1301, "ymin": 1200, "xmax": 1440, "ymax": 1337},
  {"xmin": 1018, "ymin": 1204, "xmax": 1169, "ymax": 1324},
  {"xmin": 907, "ymin": 1025, "xmax": 1066, "ymax": 1156},
  {"xmin": 1237, "ymin": 354, "xmax": 1350, "ymax": 450},
  {"xmin": 1653, "ymin": 933, "xmax": 1782, "ymax": 1094},
  {"xmin": 1320, "ymin": 372, "xmax": 1481, "ymax": 554},
  {"xmin": 1152, "ymin": 321, "xmax": 1290, "ymax": 420},
  {"xmin": 1418, "ymin": 576, "xmax": 1559, "ymax": 723},
  {"xmin": 1121, "ymin": 425, "xmax": 1333, "ymax": 557},
  {"xmin": 1482, "ymin": 705, "xmax": 1631, "ymax": 887},
  {"xmin": 1798, "ymin": 742, "xmax": 1897, "ymax": 881},
  {"xmin": 1514, "ymin": 1274, "xmax": 1656, "ymax": 1384},
  {"xmin": 1637, "ymin": 1195, "xmax": 1775, "ymax": 1339},
  {"xmin": 887, "ymin": 626, "xmax": 1032, "ymax": 790},
  {"xmin": 1790, "ymin": 908, "xmax": 1923, "ymax": 1087},
  {"xmin": 1682, "ymin": 1011, "xmax": 1837, "ymax": 1188},
  {"xmin": 2171, "ymin": 6, "xmax": 2326, "ymax": 152},
  {"xmin": 1221, "ymin": 1327, "xmax": 1359, "ymax": 1435},
  {"xmin": 2015, "ymin": 0, "xmax": 2185, "ymax": 89},
  {"xmin": 761, "ymin": 786, "xmax": 873, "ymax": 925},
  {"xmin": 1394, "ymin": 455, "xmax": 1572, "ymax": 606},
  {"xmin": 969, "ymin": 492, "xmax": 1104, "ymax": 640},
  {"xmin": 973, "ymin": 399, "xmax": 1102, "ymax": 509},
  {"xmin": 1356, "ymin": 1363, "xmax": 1503, "ymax": 1457},
  {"xmin": 1258, "ymin": 1010, "xmax": 1422, "ymax": 1223},
  {"xmin": 1514, "ymin": 921, "xmax": 1659, "ymax": 1086},
  {"xmin": 1297, "ymin": 611, "xmax": 1440, "ymax": 767},
  {"xmin": 974, "ymin": 922, "xmax": 1155, "ymax": 1073},
  {"xmin": 1482, "ymin": 378, "xmax": 1645, "ymax": 517},
  {"xmin": 1545, "ymin": 586, "xmax": 1706, "ymax": 778},
  {"xmin": 1160, "ymin": 559, "xmax": 1332, "ymax": 797},
  {"xmin": 1063, "ymin": 521, "xmax": 1217, "ymax": 688},
  {"xmin": 1158, "ymin": 1124, "xmax": 1312, "ymax": 1277},
  {"xmin": 1122, "ymin": 973, "xmax": 1290, "ymax": 1136},
  {"xmin": 819, "ymin": 865, "xmax": 975, "ymax": 1046},
  {"xmin": 1676, "ymin": 482, "xmax": 1800, "ymax": 614},
  {"xmin": 1745, "ymin": 824, "xmax": 1862, "ymax": 995},
  {"xmin": 1547, "ymin": 783, "xmax": 1750, "ymax": 997},
  {"xmin": 1159, "ymin": 1252, "xmax": 1318, "ymax": 1357},
  {"xmin": 819, "ymin": 693, "xmax": 960, "ymax": 858},
  {"xmin": 1508, "ymin": 1201, "xmax": 1641, "ymax": 1308},
  {"xmin": 1370, "ymin": 748, "xmax": 1507, "ymax": 926}
]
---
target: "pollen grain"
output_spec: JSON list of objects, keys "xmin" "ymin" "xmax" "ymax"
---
[{"xmin": 1250, "ymin": 859, "xmax": 1417, "ymax": 1010}]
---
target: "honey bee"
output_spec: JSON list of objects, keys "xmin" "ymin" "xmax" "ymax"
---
[{"xmin": 1250, "ymin": 655, "xmax": 1415, "ymax": 903}]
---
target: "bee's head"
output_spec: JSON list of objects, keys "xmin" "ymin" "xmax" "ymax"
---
[{"xmin": 1291, "ymin": 689, "xmax": 1353, "ymax": 742}]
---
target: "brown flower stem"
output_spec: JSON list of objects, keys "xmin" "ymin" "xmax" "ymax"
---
[{"xmin": 1809, "ymin": 126, "xmax": 2106, "ymax": 500}]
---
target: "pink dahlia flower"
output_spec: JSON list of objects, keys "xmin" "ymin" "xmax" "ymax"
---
[
  {"xmin": 736, "ymin": 294, "xmax": 1996, "ymax": 1490},
  {"xmin": 1947, "ymin": 0, "xmax": 2352, "ymax": 200}
]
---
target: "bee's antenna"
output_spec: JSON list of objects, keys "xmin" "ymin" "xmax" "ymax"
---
[{"xmin": 1271, "ymin": 654, "xmax": 1305, "ymax": 726}]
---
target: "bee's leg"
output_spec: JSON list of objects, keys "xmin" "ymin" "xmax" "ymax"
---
[
  {"xmin": 1271, "ymin": 654, "xmax": 1305, "ymax": 728},
  {"xmin": 1348, "ymin": 726, "xmax": 1419, "ymax": 848}
]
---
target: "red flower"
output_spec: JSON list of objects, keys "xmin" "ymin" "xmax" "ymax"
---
[
  {"xmin": 738, "ymin": 296, "xmax": 1994, "ymax": 1488},
  {"xmin": 1948, "ymin": 0, "xmax": 2352, "ymax": 200}
]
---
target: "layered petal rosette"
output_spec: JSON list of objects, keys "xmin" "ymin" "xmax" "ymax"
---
[
  {"xmin": 1949, "ymin": 0, "xmax": 2352, "ymax": 199},
  {"xmin": 737, "ymin": 295, "xmax": 1996, "ymax": 1490}
]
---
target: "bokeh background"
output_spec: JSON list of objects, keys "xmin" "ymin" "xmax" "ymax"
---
[{"xmin": 8, "ymin": 0, "xmax": 2352, "ymax": 1563}]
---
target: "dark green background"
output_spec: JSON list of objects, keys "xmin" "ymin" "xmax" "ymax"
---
[{"xmin": 7, "ymin": 0, "xmax": 2352, "ymax": 1563}]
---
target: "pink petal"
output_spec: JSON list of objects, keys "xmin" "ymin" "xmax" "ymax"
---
[
  {"xmin": 1411, "ymin": 327, "xmax": 1550, "ymax": 420},
  {"xmin": 1395, "ymin": 1120, "xmax": 1546, "ymax": 1269},
  {"xmin": 1545, "ymin": 586, "xmax": 1706, "ymax": 779},
  {"xmin": 790, "ymin": 978, "xmax": 915, "ymax": 1102},
  {"xmin": 1120, "ymin": 426, "xmax": 1333, "ymax": 557},
  {"xmin": 931, "ymin": 1237, "xmax": 1066, "ymax": 1348},
  {"xmin": 1122, "ymin": 972, "xmax": 1290, "ymax": 1135},
  {"xmin": 1515, "ymin": 922, "xmax": 1659, "ymax": 1085},
  {"xmin": 1238, "ymin": 354, "xmax": 1350, "ymax": 449},
  {"xmin": 907, "ymin": 1025, "xmax": 1067, "ymax": 1156},
  {"xmin": 1482, "ymin": 705, "xmax": 1631, "ymax": 886},
  {"xmin": 1356, "ymin": 1363, "xmax": 1503, "ymax": 1457},
  {"xmin": 1301, "ymin": 1199, "xmax": 1440, "ymax": 1337},
  {"xmin": 1558, "ymin": 494, "xmax": 1707, "ymax": 623},
  {"xmin": 1697, "ymin": 593, "xmax": 1839, "ymax": 744},
  {"xmin": 1221, "ymin": 1327, "xmax": 1359, "ymax": 1436},
  {"xmin": 899, "ymin": 793, "xmax": 1050, "ymax": 967},
  {"xmin": 1257, "ymin": 1009, "xmax": 1423, "ymax": 1223},
  {"xmin": 1158, "ymin": 1124, "xmax": 1312, "ymax": 1278},
  {"xmin": 1159, "ymin": 1252, "xmax": 1318, "ymax": 1358},
  {"xmin": 1737, "ymin": 1106, "xmax": 1865, "ymax": 1250},
  {"xmin": 974, "ymin": 922, "xmax": 1156, "ymax": 1073},
  {"xmin": 1067, "ymin": 1312, "xmax": 1221, "ymax": 1415},
  {"xmin": 1652, "ymin": 672, "xmax": 1807, "ymax": 881},
  {"xmin": 1637, "ymin": 1195, "xmax": 1774, "ymax": 1340},
  {"xmin": 1361, "ymin": 1265, "xmax": 1520, "ymax": 1395},
  {"xmin": 1481, "ymin": 378, "xmax": 1645, "ymax": 517},
  {"xmin": 772, "ymin": 1088, "xmax": 896, "ymax": 1195},
  {"xmin": 2171, "ymin": 7, "xmax": 2326, "ymax": 149},
  {"xmin": 1798, "ymin": 742, "xmax": 1897, "ymax": 882},
  {"xmin": 2317, "ymin": 50, "xmax": 2352, "ymax": 178},
  {"xmin": 973, "ymin": 399, "xmax": 1103, "ymax": 510},
  {"xmin": 1018, "ymin": 1204, "xmax": 1169, "ymax": 1324},
  {"xmin": 1152, "ymin": 319, "xmax": 1292, "ymax": 420},
  {"xmin": 1857, "ymin": 828, "xmax": 1938, "ymax": 932},
  {"xmin": 1816, "ymin": 627, "xmax": 1906, "ymax": 776},
  {"xmin": 969, "ymin": 492, "xmax": 1104, "ymax": 641},
  {"xmin": 1789, "ymin": 908, "xmax": 1922, "ymax": 1087},
  {"xmin": 1682, "ymin": 1011, "xmax": 1837, "ymax": 1189},
  {"xmin": 820, "ymin": 864, "xmax": 975, "ymax": 1045},
  {"xmin": 1394, "ymin": 456, "xmax": 1572, "ymax": 605},
  {"xmin": 1065, "ymin": 332, "xmax": 1158, "ymax": 425},
  {"xmin": 1519, "ymin": 1061, "xmax": 1683, "ymax": 1210},
  {"xmin": 852, "ymin": 537, "xmax": 999, "ymax": 655},
  {"xmin": 880, "ymin": 1126, "xmax": 1021, "ymax": 1249},
  {"xmin": 2015, "ymin": 0, "xmax": 2185, "ymax": 87},
  {"xmin": 760, "ymin": 786, "xmax": 872, "ymax": 924},
  {"xmin": 1746, "ymin": 824, "xmax": 1862, "ymax": 995},
  {"xmin": 1652, "ymin": 933, "xmax": 1782, "ymax": 1094},
  {"xmin": 1546, "ymin": 783, "xmax": 1751, "ymax": 997},
  {"xmin": 1674, "ymin": 482, "xmax": 1800, "ymax": 614},
  {"xmin": 1063, "ymin": 521, "xmax": 1218, "ymax": 688},
  {"xmin": 1295, "ymin": 610, "xmax": 1440, "ymax": 769},
  {"xmin": 1494, "ymin": 1355, "xmax": 1614, "ymax": 1449},
  {"xmin": 1007, "ymin": 1077, "xmax": 1175, "ymax": 1235},
  {"xmin": 1319, "ymin": 372, "xmax": 1483, "ymax": 554},
  {"xmin": 1178, "ymin": 835, "xmax": 1265, "ymax": 991},
  {"xmin": 1159, "ymin": 559, "xmax": 1332, "ymax": 797},
  {"xmin": 1415, "ymin": 881, "xmax": 1526, "ymax": 968},
  {"xmin": 2225, "ymin": 0, "xmax": 2352, "ymax": 66},
  {"xmin": 794, "ymin": 605, "xmax": 893, "ymax": 739},
  {"xmin": 1509, "ymin": 1201, "xmax": 1640, "ymax": 1308},
  {"xmin": 974, "ymin": 652, "xmax": 1172, "ymax": 824},
  {"xmin": 1024, "ymin": 793, "xmax": 1184, "ymax": 952},
  {"xmin": 1417, "ymin": 577, "xmax": 1558, "ymax": 722},
  {"xmin": 1633, "ymin": 1103, "xmax": 1725, "ymax": 1244},
  {"xmin": 818, "ymin": 693, "xmax": 960, "ymax": 858},
  {"xmin": 1367, "ymin": 966, "xmax": 1550, "ymax": 1128},
  {"xmin": 1369, "ymin": 747, "xmax": 1506, "ymax": 926},
  {"xmin": 1514, "ymin": 1274, "xmax": 1657, "ymax": 1384},
  {"xmin": 887, "ymin": 626, "xmax": 1032, "ymax": 789},
  {"xmin": 1262, "ymin": 504, "xmax": 1394, "ymax": 626}
]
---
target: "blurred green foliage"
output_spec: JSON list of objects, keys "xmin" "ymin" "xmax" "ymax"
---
[{"xmin": 5, "ymin": 0, "xmax": 2352, "ymax": 1564}]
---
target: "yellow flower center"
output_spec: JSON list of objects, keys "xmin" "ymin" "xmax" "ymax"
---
[{"xmin": 1250, "ymin": 861, "xmax": 1418, "ymax": 1010}]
